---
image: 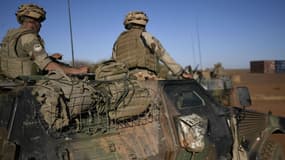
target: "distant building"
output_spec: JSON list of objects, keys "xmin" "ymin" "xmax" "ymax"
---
[{"xmin": 250, "ymin": 60, "xmax": 285, "ymax": 73}]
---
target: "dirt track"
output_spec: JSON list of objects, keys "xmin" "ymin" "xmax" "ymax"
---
[{"xmin": 226, "ymin": 69, "xmax": 285, "ymax": 154}]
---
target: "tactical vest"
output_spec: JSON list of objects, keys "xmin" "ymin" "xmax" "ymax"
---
[
  {"xmin": 114, "ymin": 29, "xmax": 158, "ymax": 73},
  {"xmin": 0, "ymin": 28, "xmax": 41, "ymax": 78}
]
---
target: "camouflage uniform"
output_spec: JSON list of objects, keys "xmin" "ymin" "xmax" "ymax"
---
[
  {"xmin": 112, "ymin": 11, "xmax": 184, "ymax": 80},
  {"xmin": 0, "ymin": 27, "xmax": 51, "ymax": 78},
  {"xmin": 0, "ymin": 4, "xmax": 96, "ymax": 130}
]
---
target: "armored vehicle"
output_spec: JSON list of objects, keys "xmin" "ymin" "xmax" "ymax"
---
[{"xmin": 0, "ymin": 63, "xmax": 285, "ymax": 160}]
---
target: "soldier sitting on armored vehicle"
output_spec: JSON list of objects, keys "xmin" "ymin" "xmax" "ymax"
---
[
  {"xmin": 112, "ymin": 11, "xmax": 192, "ymax": 80},
  {"xmin": 0, "ymin": 4, "xmax": 96, "ymax": 130},
  {"xmin": 108, "ymin": 11, "xmax": 194, "ymax": 122},
  {"xmin": 0, "ymin": 4, "xmax": 88, "ymax": 78}
]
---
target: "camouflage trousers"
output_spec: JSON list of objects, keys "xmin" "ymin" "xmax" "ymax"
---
[{"xmin": 32, "ymin": 70, "xmax": 96, "ymax": 130}]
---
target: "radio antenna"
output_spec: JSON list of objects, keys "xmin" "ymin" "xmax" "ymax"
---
[
  {"xmin": 191, "ymin": 32, "xmax": 197, "ymax": 67},
  {"xmin": 196, "ymin": 17, "xmax": 203, "ymax": 70},
  {"xmin": 67, "ymin": 0, "xmax": 75, "ymax": 67}
]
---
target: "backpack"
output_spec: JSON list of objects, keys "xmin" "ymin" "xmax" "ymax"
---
[{"xmin": 95, "ymin": 60, "xmax": 129, "ymax": 81}]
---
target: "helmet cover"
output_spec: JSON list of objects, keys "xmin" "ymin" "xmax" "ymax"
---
[
  {"xmin": 124, "ymin": 11, "xmax": 148, "ymax": 26},
  {"xmin": 16, "ymin": 4, "xmax": 46, "ymax": 23}
]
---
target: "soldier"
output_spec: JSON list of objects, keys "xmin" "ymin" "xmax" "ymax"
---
[
  {"xmin": 0, "ymin": 4, "xmax": 88, "ymax": 79},
  {"xmin": 112, "ymin": 11, "xmax": 192, "ymax": 80},
  {"xmin": 0, "ymin": 4, "xmax": 95, "ymax": 130},
  {"xmin": 212, "ymin": 62, "xmax": 225, "ymax": 78}
]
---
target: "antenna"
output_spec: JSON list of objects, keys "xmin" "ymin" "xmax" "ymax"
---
[
  {"xmin": 67, "ymin": 0, "xmax": 75, "ymax": 67},
  {"xmin": 191, "ymin": 32, "xmax": 197, "ymax": 67},
  {"xmin": 196, "ymin": 17, "xmax": 203, "ymax": 70}
]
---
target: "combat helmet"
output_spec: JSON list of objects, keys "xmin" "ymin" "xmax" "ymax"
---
[
  {"xmin": 16, "ymin": 4, "xmax": 46, "ymax": 24},
  {"xmin": 124, "ymin": 11, "xmax": 148, "ymax": 27}
]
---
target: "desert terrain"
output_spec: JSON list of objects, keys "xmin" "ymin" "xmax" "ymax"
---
[{"xmin": 226, "ymin": 69, "xmax": 285, "ymax": 154}]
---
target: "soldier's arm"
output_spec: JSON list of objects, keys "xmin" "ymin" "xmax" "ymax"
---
[
  {"xmin": 20, "ymin": 34, "xmax": 87, "ymax": 74},
  {"xmin": 141, "ymin": 32, "xmax": 183, "ymax": 76},
  {"xmin": 20, "ymin": 33, "xmax": 51, "ymax": 70},
  {"xmin": 45, "ymin": 62, "xmax": 88, "ymax": 75}
]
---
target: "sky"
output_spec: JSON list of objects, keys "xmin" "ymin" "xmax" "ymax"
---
[{"xmin": 1, "ymin": 0, "xmax": 285, "ymax": 69}]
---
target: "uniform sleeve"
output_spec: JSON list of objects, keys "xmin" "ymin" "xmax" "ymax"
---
[
  {"xmin": 19, "ymin": 33, "xmax": 52, "ymax": 70},
  {"xmin": 141, "ymin": 32, "xmax": 183, "ymax": 76}
]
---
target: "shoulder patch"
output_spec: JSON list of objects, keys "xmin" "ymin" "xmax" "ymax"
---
[{"xmin": 33, "ymin": 44, "xmax": 43, "ymax": 52}]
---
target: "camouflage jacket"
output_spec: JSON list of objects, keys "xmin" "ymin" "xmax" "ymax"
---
[{"xmin": 0, "ymin": 27, "xmax": 51, "ymax": 78}]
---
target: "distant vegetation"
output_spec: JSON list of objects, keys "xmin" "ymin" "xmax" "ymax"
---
[{"xmin": 66, "ymin": 59, "xmax": 108, "ymax": 73}]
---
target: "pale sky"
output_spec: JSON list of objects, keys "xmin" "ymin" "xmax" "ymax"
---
[{"xmin": 1, "ymin": 0, "xmax": 285, "ymax": 69}]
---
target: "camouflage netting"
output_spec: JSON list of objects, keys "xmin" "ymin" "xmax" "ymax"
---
[
  {"xmin": 31, "ymin": 60, "xmax": 160, "ymax": 130},
  {"xmin": 106, "ymin": 79, "xmax": 153, "ymax": 120},
  {"xmin": 32, "ymin": 70, "xmax": 97, "ymax": 130},
  {"xmin": 95, "ymin": 60, "xmax": 157, "ymax": 121}
]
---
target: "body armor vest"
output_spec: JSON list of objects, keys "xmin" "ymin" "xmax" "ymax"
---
[
  {"xmin": 114, "ymin": 29, "xmax": 158, "ymax": 73},
  {"xmin": 0, "ymin": 28, "xmax": 40, "ymax": 78}
]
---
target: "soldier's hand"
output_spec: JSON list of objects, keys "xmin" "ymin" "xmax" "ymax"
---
[
  {"xmin": 50, "ymin": 53, "xmax": 63, "ymax": 60},
  {"xmin": 79, "ymin": 66, "xmax": 89, "ymax": 74},
  {"xmin": 182, "ymin": 72, "xmax": 193, "ymax": 79}
]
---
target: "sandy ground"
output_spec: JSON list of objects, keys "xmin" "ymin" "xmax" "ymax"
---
[{"xmin": 226, "ymin": 69, "xmax": 285, "ymax": 154}]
